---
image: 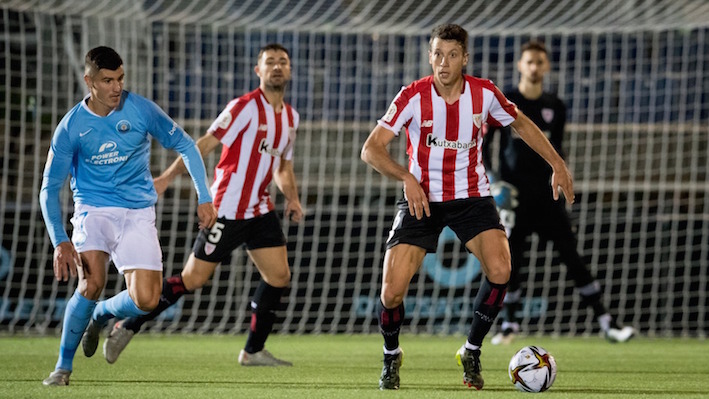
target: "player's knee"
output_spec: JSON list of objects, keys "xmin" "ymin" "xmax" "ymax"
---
[
  {"xmin": 485, "ymin": 256, "xmax": 511, "ymax": 284},
  {"xmin": 181, "ymin": 269, "xmax": 209, "ymax": 291},
  {"xmin": 277, "ymin": 267, "xmax": 291, "ymax": 286},
  {"xmin": 487, "ymin": 268, "xmax": 510, "ymax": 285},
  {"xmin": 78, "ymin": 279, "xmax": 105, "ymax": 300},
  {"xmin": 132, "ymin": 292, "xmax": 160, "ymax": 312},
  {"xmin": 380, "ymin": 289, "xmax": 404, "ymax": 309},
  {"xmin": 265, "ymin": 266, "xmax": 291, "ymax": 288}
]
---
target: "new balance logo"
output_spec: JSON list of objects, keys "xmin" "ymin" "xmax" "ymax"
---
[
  {"xmin": 421, "ymin": 120, "xmax": 433, "ymax": 128},
  {"xmin": 258, "ymin": 124, "xmax": 268, "ymax": 132}
]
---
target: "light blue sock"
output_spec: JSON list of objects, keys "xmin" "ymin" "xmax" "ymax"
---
[
  {"xmin": 93, "ymin": 290, "xmax": 149, "ymax": 325},
  {"xmin": 56, "ymin": 291, "xmax": 96, "ymax": 371}
]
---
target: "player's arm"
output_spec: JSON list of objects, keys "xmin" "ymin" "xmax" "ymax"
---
[
  {"xmin": 273, "ymin": 159, "xmax": 303, "ymax": 222},
  {"xmin": 168, "ymin": 132, "xmax": 219, "ymax": 230},
  {"xmin": 39, "ymin": 132, "xmax": 81, "ymax": 281},
  {"xmin": 154, "ymin": 133, "xmax": 221, "ymax": 195},
  {"xmin": 509, "ymin": 110, "xmax": 575, "ymax": 204},
  {"xmin": 148, "ymin": 98, "xmax": 218, "ymax": 229},
  {"xmin": 361, "ymin": 124, "xmax": 430, "ymax": 219},
  {"xmin": 145, "ymin": 97, "xmax": 215, "ymax": 206}
]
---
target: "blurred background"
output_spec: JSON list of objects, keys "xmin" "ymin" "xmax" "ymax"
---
[{"xmin": 1, "ymin": 0, "xmax": 707, "ymax": 338}]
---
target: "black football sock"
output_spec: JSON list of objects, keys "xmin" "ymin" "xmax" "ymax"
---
[
  {"xmin": 122, "ymin": 275, "xmax": 190, "ymax": 333},
  {"xmin": 244, "ymin": 281, "xmax": 285, "ymax": 354},
  {"xmin": 581, "ymin": 291, "xmax": 609, "ymax": 317},
  {"xmin": 501, "ymin": 288, "xmax": 521, "ymax": 327},
  {"xmin": 578, "ymin": 281, "xmax": 617, "ymax": 324},
  {"xmin": 468, "ymin": 278, "xmax": 507, "ymax": 346},
  {"xmin": 502, "ymin": 302, "xmax": 520, "ymax": 328},
  {"xmin": 377, "ymin": 298, "xmax": 405, "ymax": 351}
]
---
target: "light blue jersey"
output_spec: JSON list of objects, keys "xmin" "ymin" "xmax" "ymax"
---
[{"xmin": 40, "ymin": 91, "xmax": 212, "ymax": 247}]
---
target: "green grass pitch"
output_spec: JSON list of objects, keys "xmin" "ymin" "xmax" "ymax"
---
[{"xmin": 1, "ymin": 334, "xmax": 707, "ymax": 398}]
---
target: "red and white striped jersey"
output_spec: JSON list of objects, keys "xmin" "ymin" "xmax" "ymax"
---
[
  {"xmin": 208, "ymin": 88, "xmax": 298, "ymax": 220},
  {"xmin": 378, "ymin": 75, "xmax": 517, "ymax": 202}
]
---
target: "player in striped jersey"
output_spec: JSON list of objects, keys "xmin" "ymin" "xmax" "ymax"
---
[
  {"xmin": 102, "ymin": 44, "xmax": 302, "ymax": 367},
  {"xmin": 484, "ymin": 41, "xmax": 635, "ymax": 345},
  {"xmin": 361, "ymin": 24, "xmax": 575, "ymax": 391},
  {"xmin": 40, "ymin": 46, "xmax": 217, "ymax": 386}
]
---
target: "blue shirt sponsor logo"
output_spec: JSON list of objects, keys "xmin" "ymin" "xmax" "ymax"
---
[{"xmin": 85, "ymin": 141, "xmax": 128, "ymax": 165}]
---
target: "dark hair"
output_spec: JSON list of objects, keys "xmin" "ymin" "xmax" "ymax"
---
[
  {"xmin": 429, "ymin": 24, "xmax": 468, "ymax": 52},
  {"xmin": 85, "ymin": 46, "xmax": 123, "ymax": 76},
  {"xmin": 520, "ymin": 40, "xmax": 548, "ymax": 56},
  {"xmin": 258, "ymin": 43, "xmax": 290, "ymax": 60}
]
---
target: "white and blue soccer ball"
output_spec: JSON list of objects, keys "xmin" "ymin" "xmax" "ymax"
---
[
  {"xmin": 490, "ymin": 180, "xmax": 519, "ymax": 210},
  {"xmin": 508, "ymin": 345, "xmax": 557, "ymax": 393}
]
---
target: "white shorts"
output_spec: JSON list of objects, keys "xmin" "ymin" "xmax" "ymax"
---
[{"xmin": 71, "ymin": 204, "xmax": 163, "ymax": 274}]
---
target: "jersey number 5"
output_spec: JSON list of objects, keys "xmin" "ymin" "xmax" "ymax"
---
[{"xmin": 207, "ymin": 222, "xmax": 225, "ymax": 244}]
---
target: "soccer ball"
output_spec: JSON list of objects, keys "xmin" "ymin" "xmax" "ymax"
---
[{"xmin": 508, "ymin": 345, "xmax": 557, "ymax": 393}]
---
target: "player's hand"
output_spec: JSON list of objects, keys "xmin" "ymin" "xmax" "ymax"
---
[
  {"xmin": 285, "ymin": 200, "xmax": 304, "ymax": 223},
  {"xmin": 53, "ymin": 241, "xmax": 81, "ymax": 282},
  {"xmin": 197, "ymin": 202, "xmax": 217, "ymax": 230},
  {"xmin": 403, "ymin": 174, "xmax": 430, "ymax": 220},
  {"xmin": 153, "ymin": 175, "xmax": 170, "ymax": 196},
  {"xmin": 551, "ymin": 163, "xmax": 575, "ymax": 204}
]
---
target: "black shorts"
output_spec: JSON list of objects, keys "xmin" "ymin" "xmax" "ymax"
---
[
  {"xmin": 386, "ymin": 197, "xmax": 504, "ymax": 253},
  {"xmin": 192, "ymin": 212, "xmax": 287, "ymax": 263}
]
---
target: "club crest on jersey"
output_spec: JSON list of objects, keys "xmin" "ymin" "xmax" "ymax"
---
[
  {"xmin": 382, "ymin": 102, "xmax": 397, "ymax": 123},
  {"xmin": 542, "ymin": 108, "xmax": 554, "ymax": 124},
  {"xmin": 116, "ymin": 120, "xmax": 131, "ymax": 133},
  {"xmin": 204, "ymin": 242, "xmax": 216, "ymax": 256},
  {"xmin": 259, "ymin": 138, "xmax": 281, "ymax": 157},
  {"xmin": 472, "ymin": 113, "xmax": 483, "ymax": 129}
]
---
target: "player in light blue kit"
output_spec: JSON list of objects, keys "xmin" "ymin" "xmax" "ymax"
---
[{"xmin": 39, "ymin": 46, "xmax": 218, "ymax": 386}]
